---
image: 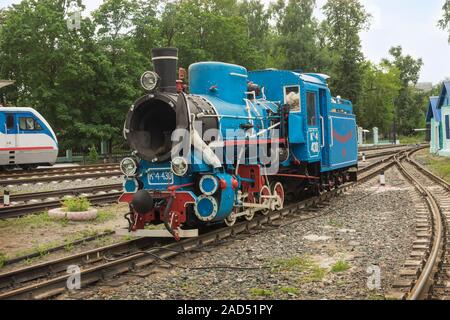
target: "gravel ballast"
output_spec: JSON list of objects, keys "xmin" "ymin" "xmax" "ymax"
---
[
  {"xmin": 5, "ymin": 176, "xmax": 122, "ymax": 195},
  {"xmin": 70, "ymin": 166, "xmax": 417, "ymax": 300}
]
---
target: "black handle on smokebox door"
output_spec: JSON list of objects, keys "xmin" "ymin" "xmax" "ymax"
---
[
  {"xmin": 163, "ymin": 194, "xmax": 177, "ymax": 239},
  {"xmin": 125, "ymin": 211, "xmax": 134, "ymax": 232}
]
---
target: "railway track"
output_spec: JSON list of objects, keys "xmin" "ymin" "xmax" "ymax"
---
[
  {"xmin": 0, "ymin": 184, "xmax": 123, "ymax": 219},
  {"xmin": 0, "ymin": 168, "xmax": 122, "ymax": 187},
  {"xmin": 391, "ymin": 150, "xmax": 449, "ymax": 300},
  {"xmin": 358, "ymin": 147, "xmax": 410, "ymax": 162},
  {"xmin": 2, "ymin": 231, "xmax": 116, "ymax": 267},
  {"xmin": 358, "ymin": 143, "xmax": 424, "ymax": 152},
  {"xmin": 0, "ymin": 147, "xmax": 416, "ymax": 300},
  {"xmin": 0, "ymin": 146, "xmax": 414, "ymax": 187},
  {"xmin": 0, "ymin": 147, "xmax": 405, "ymax": 219},
  {"xmin": 0, "ymin": 147, "xmax": 408, "ymax": 219},
  {"xmin": 0, "ymin": 163, "xmax": 119, "ymax": 178}
]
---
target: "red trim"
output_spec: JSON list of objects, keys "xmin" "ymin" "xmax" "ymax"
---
[
  {"xmin": 222, "ymin": 138, "xmax": 286, "ymax": 147},
  {"xmin": 0, "ymin": 146, "xmax": 55, "ymax": 151},
  {"xmin": 333, "ymin": 130, "xmax": 353, "ymax": 143},
  {"xmin": 119, "ymin": 193, "xmax": 134, "ymax": 203},
  {"xmin": 167, "ymin": 183, "xmax": 194, "ymax": 192}
]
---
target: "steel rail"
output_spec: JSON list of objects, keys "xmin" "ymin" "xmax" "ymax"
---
[
  {"xmin": 0, "ymin": 148, "xmax": 412, "ymax": 300},
  {"xmin": 358, "ymin": 148, "xmax": 409, "ymax": 162},
  {"xmin": 2, "ymin": 231, "xmax": 116, "ymax": 267},
  {"xmin": 358, "ymin": 143, "xmax": 428, "ymax": 152},
  {"xmin": 0, "ymin": 237, "xmax": 161, "ymax": 292},
  {"xmin": 0, "ymin": 163, "xmax": 120, "ymax": 178},
  {"xmin": 0, "ymin": 165, "xmax": 120, "ymax": 180},
  {"xmin": 406, "ymin": 157, "xmax": 450, "ymax": 191},
  {"xmin": 395, "ymin": 154, "xmax": 444, "ymax": 300},
  {"xmin": 0, "ymin": 183, "xmax": 122, "ymax": 204},
  {"xmin": 0, "ymin": 192, "xmax": 122, "ymax": 219},
  {"xmin": 0, "ymin": 148, "xmax": 404, "ymax": 219},
  {"xmin": 0, "ymin": 171, "xmax": 122, "ymax": 186}
]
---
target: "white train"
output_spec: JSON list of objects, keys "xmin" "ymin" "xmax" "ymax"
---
[{"xmin": 0, "ymin": 107, "xmax": 58, "ymax": 170}]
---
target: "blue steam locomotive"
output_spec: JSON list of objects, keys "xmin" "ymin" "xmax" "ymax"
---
[{"xmin": 119, "ymin": 48, "xmax": 358, "ymax": 240}]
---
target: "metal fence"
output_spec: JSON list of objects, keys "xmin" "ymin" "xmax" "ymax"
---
[{"xmin": 57, "ymin": 150, "xmax": 131, "ymax": 165}]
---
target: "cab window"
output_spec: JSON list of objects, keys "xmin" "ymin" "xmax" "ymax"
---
[
  {"xmin": 306, "ymin": 92, "xmax": 317, "ymax": 126},
  {"xmin": 284, "ymin": 86, "xmax": 301, "ymax": 112},
  {"xmin": 19, "ymin": 117, "xmax": 42, "ymax": 131},
  {"xmin": 6, "ymin": 115, "xmax": 14, "ymax": 129}
]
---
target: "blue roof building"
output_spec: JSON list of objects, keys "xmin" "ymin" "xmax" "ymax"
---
[
  {"xmin": 426, "ymin": 96, "xmax": 440, "ymax": 153},
  {"xmin": 437, "ymin": 82, "xmax": 450, "ymax": 157},
  {"xmin": 427, "ymin": 81, "xmax": 450, "ymax": 157}
]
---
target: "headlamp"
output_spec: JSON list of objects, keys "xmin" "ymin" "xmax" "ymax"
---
[
  {"xmin": 171, "ymin": 157, "xmax": 189, "ymax": 177},
  {"xmin": 120, "ymin": 157, "xmax": 138, "ymax": 177},
  {"xmin": 140, "ymin": 71, "xmax": 159, "ymax": 91}
]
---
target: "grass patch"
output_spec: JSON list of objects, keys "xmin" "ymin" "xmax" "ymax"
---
[
  {"xmin": 279, "ymin": 287, "xmax": 299, "ymax": 295},
  {"xmin": 95, "ymin": 210, "xmax": 116, "ymax": 223},
  {"xmin": 250, "ymin": 288, "xmax": 274, "ymax": 297},
  {"xmin": 299, "ymin": 265, "xmax": 327, "ymax": 283},
  {"xmin": 122, "ymin": 235, "xmax": 132, "ymax": 241},
  {"xmin": 0, "ymin": 212, "xmax": 53, "ymax": 229},
  {"xmin": 32, "ymin": 242, "xmax": 58, "ymax": 258},
  {"xmin": 331, "ymin": 260, "xmax": 350, "ymax": 273},
  {"xmin": 144, "ymin": 224, "xmax": 164, "ymax": 230},
  {"xmin": 8, "ymin": 229, "xmax": 103, "ymax": 261},
  {"xmin": 62, "ymin": 229, "xmax": 100, "ymax": 249},
  {"xmin": 398, "ymin": 133, "xmax": 426, "ymax": 144},
  {"xmin": 64, "ymin": 242, "xmax": 74, "ymax": 252},
  {"xmin": 271, "ymin": 256, "xmax": 312, "ymax": 272},
  {"xmin": 366, "ymin": 292, "xmax": 385, "ymax": 300},
  {"xmin": 327, "ymin": 218, "xmax": 344, "ymax": 228},
  {"xmin": 427, "ymin": 157, "xmax": 450, "ymax": 183},
  {"xmin": 63, "ymin": 197, "xmax": 91, "ymax": 212},
  {"xmin": 180, "ymin": 279, "xmax": 199, "ymax": 294},
  {"xmin": 414, "ymin": 150, "xmax": 450, "ymax": 183},
  {"xmin": 0, "ymin": 252, "xmax": 7, "ymax": 268},
  {"xmin": 271, "ymin": 256, "xmax": 328, "ymax": 284}
]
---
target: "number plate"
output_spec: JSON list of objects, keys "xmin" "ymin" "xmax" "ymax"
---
[{"xmin": 148, "ymin": 169, "xmax": 174, "ymax": 185}]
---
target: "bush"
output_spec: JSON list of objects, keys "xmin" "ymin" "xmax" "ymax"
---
[
  {"xmin": 0, "ymin": 252, "xmax": 7, "ymax": 268},
  {"xmin": 63, "ymin": 197, "xmax": 91, "ymax": 212},
  {"xmin": 331, "ymin": 260, "xmax": 350, "ymax": 273},
  {"xmin": 88, "ymin": 145, "xmax": 99, "ymax": 163}
]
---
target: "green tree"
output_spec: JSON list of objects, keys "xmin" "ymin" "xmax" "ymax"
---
[
  {"xmin": 382, "ymin": 46, "xmax": 424, "ymax": 135},
  {"xmin": 321, "ymin": 0, "xmax": 371, "ymax": 112},
  {"xmin": 359, "ymin": 62, "xmax": 402, "ymax": 133},
  {"xmin": 238, "ymin": 0, "xmax": 271, "ymax": 67},
  {"xmin": 270, "ymin": 0, "xmax": 325, "ymax": 72},
  {"xmin": 92, "ymin": 0, "xmax": 147, "ymax": 152},
  {"xmin": 439, "ymin": 0, "xmax": 450, "ymax": 41},
  {"xmin": 0, "ymin": 0, "xmax": 105, "ymax": 149},
  {"xmin": 159, "ymin": 0, "xmax": 262, "ymax": 70},
  {"xmin": 132, "ymin": 0, "xmax": 160, "ymax": 64}
]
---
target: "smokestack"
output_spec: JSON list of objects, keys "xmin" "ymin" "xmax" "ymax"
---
[{"xmin": 151, "ymin": 48, "xmax": 178, "ymax": 93}]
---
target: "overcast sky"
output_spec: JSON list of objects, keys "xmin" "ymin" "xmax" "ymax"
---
[{"xmin": 1, "ymin": 0, "xmax": 449, "ymax": 84}]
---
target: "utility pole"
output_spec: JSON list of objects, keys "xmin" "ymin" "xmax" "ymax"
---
[{"xmin": 392, "ymin": 97, "xmax": 397, "ymax": 145}]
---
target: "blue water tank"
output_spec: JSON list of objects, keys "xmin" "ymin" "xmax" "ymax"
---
[{"xmin": 189, "ymin": 62, "xmax": 248, "ymax": 105}]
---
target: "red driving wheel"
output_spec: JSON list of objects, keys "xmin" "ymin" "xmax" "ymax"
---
[{"xmin": 271, "ymin": 182, "xmax": 285, "ymax": 210}]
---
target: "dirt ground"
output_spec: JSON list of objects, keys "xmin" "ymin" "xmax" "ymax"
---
[{"xmin": 0, "ymin": 202, "xmax": 130, "ymax": 263}]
